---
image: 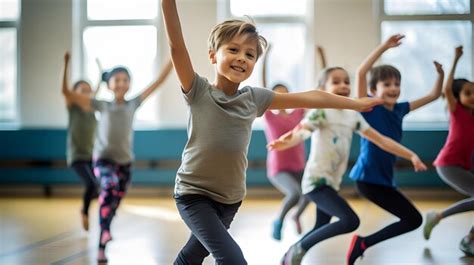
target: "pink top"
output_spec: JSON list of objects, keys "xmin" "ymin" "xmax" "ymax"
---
[
  {"xmin": 434, "ymin": 102, "xmax": 474, "ymax": 170},
  {"xmin": 263, "ymin": 109, "xmax": 306, "ymax": 177}
]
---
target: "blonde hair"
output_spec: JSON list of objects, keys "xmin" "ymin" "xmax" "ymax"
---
[{"xmin": 208, "ymin": 18, "xmax": 267, "ymax": 59}]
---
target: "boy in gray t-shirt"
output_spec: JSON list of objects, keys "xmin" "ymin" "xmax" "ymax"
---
[{"xmin": 162, "ymin": 1, "xmax": 383, "ymax": 264}]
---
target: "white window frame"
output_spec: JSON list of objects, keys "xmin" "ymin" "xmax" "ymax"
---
[
  {"xmin": 73, "ymin": 0, "xmax": 164, "ymax": 127},
  {"xmin": 374, "ymin": 0, "xmax": 474, "ymax": 128},
  {"xmin": 219, "ymin": 0, "xmax": 316, "ymax": 90},
  {"xmin": 0, "ymin": 0, "xmax": 20, "ymax": 124}
]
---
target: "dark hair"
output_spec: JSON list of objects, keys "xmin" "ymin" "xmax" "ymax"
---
[
  {"xmin": 369, "ymin": 65, "xmax": 401, "ymax": 90},
  {"xmin": 317, "ymin": 67, "xmax": 347, "ymax": 89},
  {"xmin": 452, "ymin": 78, "xmax": 469, "ymax": 101},
  {"xmin": 271, "ymin": 83, "xmax": 289, "ymax": 91},
  {"xmin": 102, "ymin": 66, "xmax": 131, "ymax": 84},
  {"xmin": 72, "ymin": 80, "xmax": 90, "ymax": 91}
]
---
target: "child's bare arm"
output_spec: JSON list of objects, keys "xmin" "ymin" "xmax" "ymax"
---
[
  {"xmin": 161, "ymin": 0, "xmax": 195, "ymax": 93},
  {"xmin": 316, "ymin": 45, "xmax": 327, "ymax": 69},
  {"xmin": 444, "ymin": 46, "xmax": 463, "ymax": 112},
  {"xmin": 267, "ymin": 124, "xmax": 312, "ymax": 151},
  {"xmin": 268, "ymin": 90, "xmax": 383, "ymax": 112},
  {"xmin": 356, "ymin": 34, "xmax": 405, "ymax": 98},
  {"xmin": 409, "ymin": 61, "xmax": 444, "ymax": 111},
  {"xmin": 360, "ymin": 128, "xmax": 427, "ymax": 172},
  {"xmin": 138, "ymin": 59, "xmax": 173, "ymax": 102},
  {"xmin": 92, "ymin": 58, "xmax": 103, "ymax": 98},
  {"xmin": 62, "ymin": 52, "xmax": 72, "ymax": 107},
  {"xmin": 62, "ymin": 52, "xmax": 92, "ymax": 111}
]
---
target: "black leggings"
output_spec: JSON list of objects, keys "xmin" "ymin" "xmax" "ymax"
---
[
  {"xmin": 71, "ymin": 160, "xmax": 98, "ymax": 215},
  {"xmin": 174, "ymin": 194, "xmax": 246, "ymax": 265},
  {"xmin": 356, "ymin": 181, "xmax": 423, "ymax": 248},
  {"xmin": 299, "ymin": 185, "xmax": 360, "ymax": 251}
]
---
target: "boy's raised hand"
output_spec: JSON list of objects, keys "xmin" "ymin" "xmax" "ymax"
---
[
  {"xmin": 455, "ymin": 45, "xmax": 463, "ymax": 60},
  {"xmin": 382, "ymin": 34, "xmax": 405, "ymax": 49},
  {"xmin": 433, "ymin": 61, "xmax": 443, "ymax": 75},
  {"xmin": 64, "ymin": 52, "xmax": 70, "ymax": 63}
]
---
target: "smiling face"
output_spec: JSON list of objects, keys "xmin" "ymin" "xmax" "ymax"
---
[
  {"xmin": 323, "ymin": 69, "xmax": 351, "ymax": 97},
  {"xmin": 372, "ymin": 77, "xmax": 401, "ymax": 107},
  {"xmin": 107, "ymin": 72, "xmax": 130, "ymax": 99},
  {"xmin": 459, "ymin": 82, "xmax": 474, "ymax": 110},
  {"xmin": 210, "ymin": 34, "xmax": 258, "ymax": 86}
]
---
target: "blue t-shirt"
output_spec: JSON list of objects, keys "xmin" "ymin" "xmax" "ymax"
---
[{"xmin": 349, "ymin": 102, "xmax": 410, "ymax": 187}]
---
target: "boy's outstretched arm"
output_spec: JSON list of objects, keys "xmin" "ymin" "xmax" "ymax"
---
[
  {"xmin": 268, "ymin": 89, "xmax": 383, "ymax": 112},
  {"xmin": 356, "ymin": 34, "xmax": 405, "ymax": 98},
  {"xmin": 161, "ymin": 0, "xmax": 195, "ymax": 92},
  {"xmin": 62, "ymin": 52, "xmax": 72, "ymax": 107},
  {"xmin": 444, "ymin": 46, "xmax": 463, "ymax": 113},
  {"xmin": 360, "ymin": 128, "xmax": 427, "ymax": 172},
  {"xmin": 139, "ymin": 59, "xmax": 173, "ymax": 102},
  {"xmin": 409, "ymin": 61, "xmax": 444, "ymax": 111}
]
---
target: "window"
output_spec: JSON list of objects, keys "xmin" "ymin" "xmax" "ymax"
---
[
  {"xmin": 223, "ymin": 0, "xmax": 310, "ymax": 92},
  {"xmin": 378, "ymin": 0, "xmax": 473, "ymax": 125},
  {"xmin": 0, "ymin": 0, "xmax": 20, "ymax": 122},
  {"xmin": 78, "ymin": 0, "xmax": 161, "ymax": 126}
]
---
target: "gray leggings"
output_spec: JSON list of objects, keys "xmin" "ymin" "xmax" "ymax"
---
[
  {"xmin": 268, "ymin": 171, "xmax": 309, "ymax": 221},
  {"xmin": 436, "ymin": 166, "xmax": 474, "ymax": 219}
]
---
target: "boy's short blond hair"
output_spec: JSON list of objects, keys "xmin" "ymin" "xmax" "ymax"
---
[{"xmin": 208, "ymin": 18, "xmax": 267, "ymax": 59}]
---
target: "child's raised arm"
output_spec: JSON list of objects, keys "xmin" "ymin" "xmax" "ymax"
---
[
  {"xmin": 360, "ymin": 127, "xmax": 427, "ymax": 172},
  {"xmin": 138, "ymin": 59, "xmax": 173, "ymax": 102},
  {"xmin": 409, "ymin": 61, "xmax": 444, "ymax": 111},
  {"xmin": 261, "ymin": 43, "xmax": 272, "ymax": 88},
  {"xmin": 316, "ymin": 45, "xmax": 327, "ymax": 69},
  {"xmin": 61, "ymin": 52, "xmax": 92, "ymax": 112},
  {"xmin": 161, "ymin": 0, "xmax": 195, "ymax": 92},
  {"xmin": 444, "ymin": 46, "xmax": 463, "ymax": 113},
  {"xmin": 267, "ymin": 124, "xmax": 313, "ymax": 151},
  {"xmin": 92, "ymin": 58, "xmax": 103, "ymax": 98},
  {"xmin": 356, "ymin": 34, "xmax": 405, "ymax": 98},
  {"xmin": 268, "ymin": 89, "xmax": 383, "ymax": 112}
]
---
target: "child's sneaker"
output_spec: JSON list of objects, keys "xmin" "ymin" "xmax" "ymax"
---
[
  {"xmin": 347, "ymin": 234, "xmax": 367, "ymax": 265},
  {"xmin": 459, "ymin": 235, "xmax": 474, "ymax": 257},
  {"xmin": 281, "ymin": 242, "xmax": 305, "ymax": 265},
  {"xmin": 97, "ymin": 248, "xmax": 108, "ymax": 263},
  {"xmin": 423, "ymin": 211, "xmax": 440, "ymax": 240},
  {"xmin": 272, "ymin": 219, "xmax": 283, "ymax": 241},
  {"xmin": 81, "ymin": 212, "xmax": 89, "ymax": 231},
  {"xmin": 292, "ymin": 215, "xmax": 302, "ymax": 235}
]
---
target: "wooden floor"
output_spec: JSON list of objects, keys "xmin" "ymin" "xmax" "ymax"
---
[{"xmin": 0, "ymin": 195, "xmax": 473, "ymax": 265}]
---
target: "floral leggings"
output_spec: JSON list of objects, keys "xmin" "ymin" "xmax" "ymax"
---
[{"xmin": 94, "ymin": 159, "xmax": 131, "ymax": 248}]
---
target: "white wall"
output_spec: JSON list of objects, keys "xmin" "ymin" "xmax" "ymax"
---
[{"xmin": 16, "ymin": 0, "xmax": 378, "ymax": 128}]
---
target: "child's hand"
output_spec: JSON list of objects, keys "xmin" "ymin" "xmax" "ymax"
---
[
  {"xmin": 382, "ymin": 34, "xmax": 405, "ymax": 49},
  {"xmin": 411, "ymin": 155, "xmax": 427, "ymax": 172},
  {"xmin": 64, "ymin": 52, "xmax": 70, "ymax": 63},
  {"xmin": 267, "ymin": 139, "xmax": 287, "ymax": 151},
  {"xmin": 355, "ymin": 97, "xmax": 384, "ymax": 112},
  {"xmin": 433, "ymin": 61, "xmax": 443, "ymax": 75},
  {"xmin": 455, "ymin": 46, "xmax": 463, "ymax": 60}
]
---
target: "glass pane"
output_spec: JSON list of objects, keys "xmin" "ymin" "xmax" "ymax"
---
[
  {"xmin": 230, "ymin": 0, "xmax": 307, "ymax": 17},
  {"xmin": 0, "ymin": 28, "xmax": 17, "ymax": 121},
  {"xmin": 241, "ymin": 23, "xmax": 306, "ymax": 91},
  {"xmin": 381, "ymin": 21, "xmax": 472, "ymax": 123},
  {"xmin": 0, "ymin": 0, "xmax": 20, "ymax": 20},
  {"xmin": 83, "ymin": 26, "xmax": 158, "ymax": 125},
  {"xmin": 87, "ymin": 0, "xmax": 157, "ymax": 20},
  {"xmin": 385, "ymin": 0, "xmax": 470, "ymax": 15}
]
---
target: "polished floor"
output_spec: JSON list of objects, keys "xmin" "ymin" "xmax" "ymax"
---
[{"xmin": 0, "ymin": 195, "xmax": 473, "ymax": 265}]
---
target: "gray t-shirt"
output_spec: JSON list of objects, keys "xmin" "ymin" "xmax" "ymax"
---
[
  {"xmin": 175, "ymin": 73, "xmax": 275, "ymax": 204},
  {"xmin": 67, "ymin": 105, "xmax": 97, "ymax": 165},
  {"xmin": 92, "ymin": 97, "xmax": 142, "ymax": 164}
]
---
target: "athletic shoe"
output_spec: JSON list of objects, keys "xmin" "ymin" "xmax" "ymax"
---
[
  {"xmin": 423, "ymin": 211, "xmax": 440, "ymax": 240},
  {"xmin": 281, "ymin": 243, "xmax": 305, "ymax": 265},
  {"xmin": 272, "ymin": 219, "xmax": 283, "ymax": 241},
  {"xmin": 460, "ymin": 235, "xmax": 474, "ymax": 257},
  {"xmin": 347, "ymin": 234, "xmax": 367, "ymax": 265}
]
